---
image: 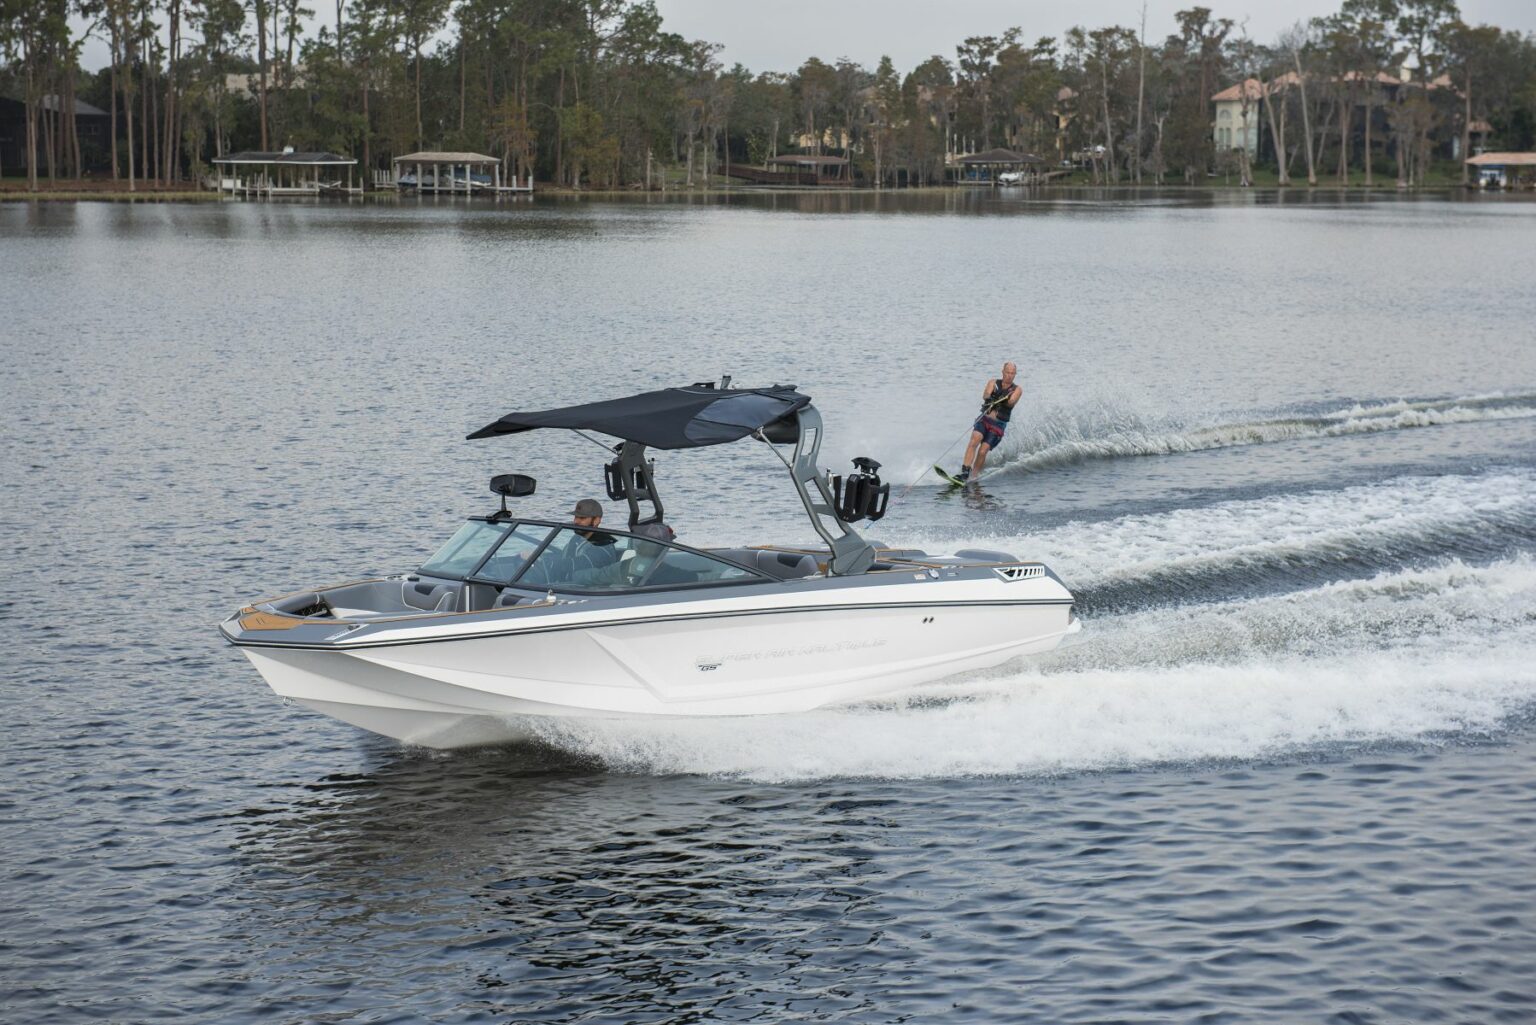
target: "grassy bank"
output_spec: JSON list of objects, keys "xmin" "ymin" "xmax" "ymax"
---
[
  {"xmin": 0, "ymin": 189, "xmax": 219, "ymax": 202},
  {"xmin": 0, "ymin": 178, "xmax": 220, "ymax": 202}
]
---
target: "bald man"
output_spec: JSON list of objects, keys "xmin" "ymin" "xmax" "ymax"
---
[{"xmin": 957, "ymin": 362, "xmax": 1021, "ymax": 481}]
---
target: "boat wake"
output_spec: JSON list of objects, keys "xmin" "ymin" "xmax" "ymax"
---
[
  {"xmin": 892, "ymin": 469, "xmax": 1536, "ymax": 612},
  {"xmin": 521, "ymin": 554, "xmax": 1536, "ymax": 781},
  {"xmin": 1042, "ymin": 470, "xmax": 1536, "ymax": 609},
  {"xmin": 981, "ymin": 392, "xmax": 1536, "ymax": 476},
  {"xmin": 519, "ymin": 470, "xmax": 1536, "ymax": 782}
]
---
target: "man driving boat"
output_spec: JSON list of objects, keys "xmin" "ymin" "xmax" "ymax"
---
[
  {"xmin": 517, "ymin": 498, "xmax": 621, "ymax": 587},
  {"xmin": 565, "ymin": 498, "xmax": 621, "ymax": 580}
]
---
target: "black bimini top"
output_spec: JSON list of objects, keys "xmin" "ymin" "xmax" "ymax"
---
[{"xmin": 467, "ymin": 385, "xmax": 811, "ymax": 449}]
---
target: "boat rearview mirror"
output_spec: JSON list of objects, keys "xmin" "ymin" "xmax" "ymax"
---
[{"xmin": 490, "ymin": 473, "xmax": 537, "ymax": 498}]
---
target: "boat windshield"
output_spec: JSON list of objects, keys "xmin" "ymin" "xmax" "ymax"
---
[
  {"xmin": 472, "ymin": 523, "xmax": 556, "ymax": 583},
  {"xmin": 419, "ymin": 520, "xmax": 510, "ymax": 578},
  {"xmin": 512, "ymin": 527, "xmax": 760, "ymax": 592}
]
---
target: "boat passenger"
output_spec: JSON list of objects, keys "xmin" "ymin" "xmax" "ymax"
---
[{"xmin": 631, "ymin": 522, "xmax": 676, "ymax": 543}]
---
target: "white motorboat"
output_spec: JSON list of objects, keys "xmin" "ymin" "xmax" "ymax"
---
[{"xmin": 219, "ymin": 381, "xmax": 1080, "ymax": 748}]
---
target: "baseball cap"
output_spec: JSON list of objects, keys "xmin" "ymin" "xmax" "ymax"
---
[{"xmin": 571, "ymin": 498, "xmax": 603, "ymax": 518}]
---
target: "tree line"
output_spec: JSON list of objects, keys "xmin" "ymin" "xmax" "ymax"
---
[{"xmin": 2, "ymin": 0, "xmax": 1533, "ymax": 191}]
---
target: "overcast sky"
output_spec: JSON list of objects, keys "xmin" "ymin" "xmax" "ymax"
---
[
  {"xmin": 71, "ymin": 0, "xmax": 1535, "ymax": 74},
  {"xmin": 655, "ymin": 0, "xmax": 1536, "ymax": 74}
]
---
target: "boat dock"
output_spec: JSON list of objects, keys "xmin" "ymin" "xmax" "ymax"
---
[
  {"xmin": 207, "ymin": 148, "xmax": 532, "ymax": 198},
  {"xmin": 210, "ymin": 149, "xmax": 362, "ymax": 197},
  {"xmin": 385, "ymin": 151, "xmax": 533, "ymax": 196}
]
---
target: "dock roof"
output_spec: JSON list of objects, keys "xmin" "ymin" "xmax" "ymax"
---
[
  {"xmin": 1466, "ymin": 152, "xmax": 1536, "ymax": 166},
  {"xmin": 958, "ymin": 148, "xmax": 1042, "ymax": 165},
  {"xmin": 213, "ymin": 150, "xmax": 356, "ymax": 165},
  {"xmin": 393, "ymin": 151, "xmax": 499, "ymax": 165},
  {"xmin": 766, "ymin": 154, "xmax": 849, "ymax": 167}
]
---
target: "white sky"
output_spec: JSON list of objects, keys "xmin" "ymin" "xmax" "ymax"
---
[
  {"xmin": 71, "ymin": 0, "xmax": 1535, "ymax": 75},
  {"xmin": 656, "ymin": 0, "xmax": 1536, "ymax": 73}
]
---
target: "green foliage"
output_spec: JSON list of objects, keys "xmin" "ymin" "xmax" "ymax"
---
[{"xmin": 5, "ymin": 0, "xmax": 1532, "ymax": 189}]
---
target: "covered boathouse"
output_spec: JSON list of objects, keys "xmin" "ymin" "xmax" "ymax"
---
[
  {"xmin": 389, "ymin": 151, "xmax": 532, "ymax": 195},
  {"xmin": 953, "ymin": 148, "xmax": 1045, "ymax": 185},
  {"xmin": 1466, "ymin": 152, "xmax": 1536, "ymax": 189},
  {"xmin": 210, "ymin": 149, "xmax": 360, "ymax": 196}
]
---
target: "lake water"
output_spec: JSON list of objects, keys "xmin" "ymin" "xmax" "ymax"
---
[{"xmin": 3, "ymin": 190, "xmax": 1536, "ymax": 1024}]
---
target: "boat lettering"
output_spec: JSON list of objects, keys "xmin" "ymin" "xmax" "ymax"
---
[{"xmin": 696, "ymin": 637, "xmax": 888, "ymax": 670}]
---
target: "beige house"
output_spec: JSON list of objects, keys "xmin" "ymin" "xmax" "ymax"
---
[
  {"xmin": 790, "ymin": 127, "xmax": 851, "ymax": 152},
  {"xmin": 1211, "ymin": 69, "xmax": 1455, "ymax": 159},
  {"xmin": 1211, "ymin": 79, "xmax": 1264, "ymax": 156},
  {"xmin": 1054, "ymin": 86, "xmax": 1077, "ymax": 164},
  {"xmin": 225, "ymin": 64, "xmax": 306, "ymax": 98}
]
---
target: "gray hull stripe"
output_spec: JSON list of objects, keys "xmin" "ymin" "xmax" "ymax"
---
[{"xmin": 224, "ymin": 598, "xmax": 1074, "ymax": 651}]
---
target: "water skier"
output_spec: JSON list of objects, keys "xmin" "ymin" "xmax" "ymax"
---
[{"xmin": 955, "ymin": 362, "xmax": 1021, "ymax": 483}]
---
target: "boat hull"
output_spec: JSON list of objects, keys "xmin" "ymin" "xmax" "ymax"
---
[{"xmin": 238, "ymin": 600, "xmax": 1077, "ymax": 748}]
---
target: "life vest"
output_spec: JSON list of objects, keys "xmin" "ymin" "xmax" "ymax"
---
[{"xmin": 983, "ymin": 379, "xmax": 1016, "ymax": 422}]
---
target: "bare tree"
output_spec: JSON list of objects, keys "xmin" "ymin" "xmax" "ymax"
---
[
  {"xmin": 1134, "ymin": 2, "xmax": 1146, "ymax": 183},
  {"xmin": 1260, "ymin": 52, "xmax": 1291, "ymax": 185},
  {"xmin": 250, "ymin": 0, "xmax": 268, "ymax": 148},
  {"xmin": 1280, "ymin": 23, "xmax": 1317, "ymax": 185}
]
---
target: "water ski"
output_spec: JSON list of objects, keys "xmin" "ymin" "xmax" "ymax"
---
[
  {"xmin": 932, "ymin": 465, "xmax": 999, "ymax": 488},
  {"xmin": 932, "ymin": 465, "xmax": 969, "ymax": 488}
]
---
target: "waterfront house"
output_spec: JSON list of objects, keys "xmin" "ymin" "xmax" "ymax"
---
[
  {"xmin": 0, "ymin": 95, "xmax": 112, "ymax": 174},
  {"xmin": 1212, "ymin": 70, "xmax": 1459, "ymax": 168},
  {"xmin": 1211, "ymin": 79, "xmax": 1265, "ymax": 157}
]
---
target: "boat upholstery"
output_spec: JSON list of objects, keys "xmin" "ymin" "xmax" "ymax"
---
[
  {"xmin": 752, "ymin": 550, "xmax": 821, "ymax": 580},
  {"xmin": 702, "ymin": 548, "xmax": 820, "ymax": 580},
  {"xmin": 403, "ymin": 579, "xmax": 461, "ymax": 611}
]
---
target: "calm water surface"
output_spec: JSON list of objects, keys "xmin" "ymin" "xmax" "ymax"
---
[{"xmin": 3, "ymin": 190, "xmax": 1536, "ymax": 1024}]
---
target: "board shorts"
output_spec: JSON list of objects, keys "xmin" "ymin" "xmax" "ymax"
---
[{"xmin": 972, "ymin": 415, "xmax": 1006, "ymax": 450}]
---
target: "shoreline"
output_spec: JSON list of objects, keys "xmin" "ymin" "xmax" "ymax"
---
[{"xmin": 0, "ymin": 181, "xmax": 1508, "ymax": 204}]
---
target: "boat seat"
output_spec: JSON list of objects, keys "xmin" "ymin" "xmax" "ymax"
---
[
  {"xmin": 402, "ymin": 579, "xmax": 460, "ymax": 611},
  {"xmin": 630, "ymin": 522, "xmax": 676, "ymax": 543},
  {"xmin": 754, "ymin": 550, "xmax": 821, "ymax": 580}
]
